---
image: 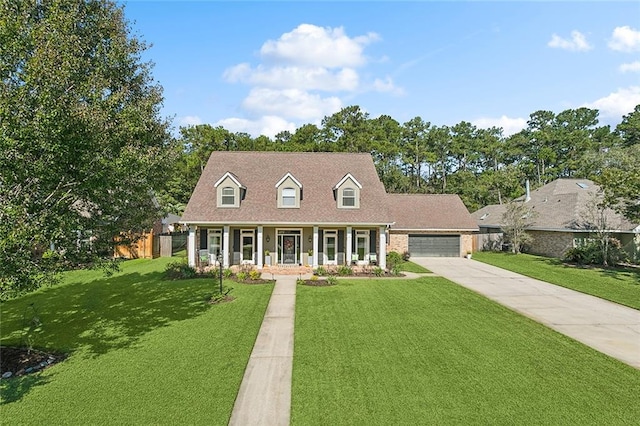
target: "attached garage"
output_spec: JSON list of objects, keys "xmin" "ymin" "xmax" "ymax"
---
[{"xmin": 408, "ymin": 235, "xmax": 460, "ymax": 257}]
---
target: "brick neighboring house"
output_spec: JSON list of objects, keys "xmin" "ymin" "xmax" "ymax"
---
[
  {"xmin": 472, "ymin": 178, "xmax": 640, "ymax": 261},
  {"xmin": 181, "ymin": 151, "xmax": 477, "ymax": 269}
]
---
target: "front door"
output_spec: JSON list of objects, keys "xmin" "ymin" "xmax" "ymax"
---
[
  {"xmin": 241, "ymin": 230, "xmax": 254, "ymax": 263},
  {"xmin": 281, "ymin": 235, "xmax": 297, "ymax": 264},
  {"xmin": 324, "ymin": 232, "xmax": 337, "ymax": 264}
]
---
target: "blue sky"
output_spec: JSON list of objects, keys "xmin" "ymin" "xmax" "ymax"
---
[{"xmin": 122, "ymin": 1, "xmax": 640, "ymax": 137}]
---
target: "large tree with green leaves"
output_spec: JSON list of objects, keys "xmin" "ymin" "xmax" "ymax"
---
[{"xmin": 0, "ymin": 0, "xmax": 172, "ymax": 299}]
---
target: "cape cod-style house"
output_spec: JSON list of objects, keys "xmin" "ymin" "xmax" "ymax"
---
[{"xmin": 181, "ymin": 151, "xmax": 478, "ymax": 270}]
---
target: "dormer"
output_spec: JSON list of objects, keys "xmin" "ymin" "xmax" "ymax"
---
[
  {"xmin": 275, "ymin": 172, "xmax": 302, "ymax": 208},
  {"xmin": 214, "ymin": 172, "xmax": 245, "ymax": 208},
  {"xmin": 334, "ymin": 173, "xmax": 362, "ymax": 209}
]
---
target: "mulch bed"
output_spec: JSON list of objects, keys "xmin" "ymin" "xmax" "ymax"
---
[
  {"xmin": 233, "ymin": 278, "xmax": 275, "ymax": 284},
  {"xmin": 300, "ymin": 280, "xmax": 336, "ymax": 286},
  {"xmin": 1, "ymin": 346, "xmax": 67, "ymax": 379}
]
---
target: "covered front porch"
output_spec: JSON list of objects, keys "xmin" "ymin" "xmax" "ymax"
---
[{"xmin": 186, "ymin": 224, "xmax": 387, "ymax": 270}]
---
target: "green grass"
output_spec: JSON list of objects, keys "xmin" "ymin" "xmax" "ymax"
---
[
  {"xmin": 292, "ymin": 278, "xmax": 640, "ymax": 425},
  {"xmin": 397, "ymin": 260, "xmax": 430, "ymax": 273},
  {"xmin": 1, "ymin": 257, "xmax": 273, "ymax": 424},
  {"xmin": 473, "ymin": 251, "xmax": 640, "ymax": 310}
]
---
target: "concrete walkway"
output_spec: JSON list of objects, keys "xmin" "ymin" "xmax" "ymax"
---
[
  {"xmin": 228, "ymin": 275, "xmax": 298, "ymax": 426},
  {"xmin": 412, "ymin": 257, "xmax": 640, "ymax": 369}
]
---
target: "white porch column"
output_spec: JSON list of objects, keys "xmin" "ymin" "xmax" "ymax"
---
[
  {"xmin": 223, "ymin": 225, "xmax": 230, "ymax": 268},
  {"xmin": 346, "ymin": 226, "xmax": 352, "ymax": 265},
  {"xmin": 188, "ymin": 226, "xmax": 197, "ymax": 267},
  {"xmin": 257, "ymin": 226, "xmax": 263, "ymax": 269},
  {"xmin": 312, "ymin": 226, "xmax": 319, "ymax": 268},
  {"xmin": 379, "ymin": 226, "xmax": 387, "ymax": 270}
]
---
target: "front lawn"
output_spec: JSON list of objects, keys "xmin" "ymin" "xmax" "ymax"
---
[
  {"xmin": 1, "ymin": 257, "xmax": 273, "ymax": 424},
  {"xmin": 292, "ymin": 278, "xmax": 640, "ymax": 425},
  {"xmin": 473, "ymin": 251, "xmax": 640, "ymax": 310},
  {"xmin": 397, "ymin": 260, "xmax": 430, "ymax": 273}
]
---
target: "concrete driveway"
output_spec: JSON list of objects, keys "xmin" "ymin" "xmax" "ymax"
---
[{"xmin": 412, "ymin": 257, "xmax": 640, "ymax": 369}]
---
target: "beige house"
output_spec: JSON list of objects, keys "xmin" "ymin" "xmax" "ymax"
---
[
  {"xmin": 472, "ymin": 179, "xmax": 640, "ymax": 261},
  {"xmin": 181, "ymin": 152, "xmax": 477, "ymax": 269}
]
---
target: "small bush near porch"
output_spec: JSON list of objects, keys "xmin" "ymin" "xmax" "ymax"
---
[{"xmin": 292, "ymin": 278, "xmax": 640, "ymax": 424}]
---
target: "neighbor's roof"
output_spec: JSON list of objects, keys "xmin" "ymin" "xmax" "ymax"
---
[
  {"xmin": 472, "ymin": 178, "xmax": 639, "ymax": 232},
  {"xmin": 387, "ymin": 194, "xmax": 478, "ymax": 231},
  {"xmin": 182, "ymin": 151, "xmax": 392, "ymax": 225}
]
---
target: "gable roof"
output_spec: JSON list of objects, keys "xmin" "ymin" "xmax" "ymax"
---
[
  {"xmin": 275, "ymin": 172, "xmax": 302, "ymax": 189},
  {"xmin": 334, "ymin": 173, "xmax": 362, "ymax": 190},
  {"xmin": 214, "ymin": 171, "xmax": 245, "ymax": 189},
  {"xmin": 387, "ymin": 194, "xmax": 478, "ymax": 231},
  {"xmin": 472, "ymin": 178, "xmax": 639, "ymax": 232},
  {"xmin": 182, "ymin": 151, "xmax": 391, "ymax": 225}
]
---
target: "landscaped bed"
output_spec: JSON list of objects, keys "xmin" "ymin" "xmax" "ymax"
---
[
  {"xmin": 0, "ymin": 257, "xmax": 273, "ymax": 424},
  {"xmin": 292, "ymin": 277, "xmax": 640, "ymax": 424},
  {"xmin": 473, "ymin": 251, "xmax": 640, "ymax": 310}
]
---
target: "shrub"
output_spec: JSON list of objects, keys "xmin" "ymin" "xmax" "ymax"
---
[
  {"xmin": 326, "ymin": 276, "xmax": 338, "ymax": 285},
  {"xmin": 391, "ymin": 264, "xmax": 401, "ymax": 276},
  {"xmin": 296, "ymin": 278, "xmax": 306, "ymax": 285},
  {"xmin": 337, "ymin": 265, "xmax": 353, "ymax": 276},
  {"xmin": 315, "ymin": 266, "xmax": 327, "ymax": 276},
  {"xmin": 564, "ymin": 239, "xmax": 628, "ymax": 266},
  {"xmin": 165, "ymin": 260, "xmax": 196, "ymax": 280},
  {"xmin": 236, "ymin": 271, "xmax": 248, "ymax": 281},
  {"xmin": 373, "ymin": 267, "xmax": 384, "ymax": 277},
  {"xmin": 223, "ymin": 268, "xmax": 234, "ymax": 278},
  {"xmin": 386, "ymin": 251, "xmax": 403, "ymax": 270},
  {"xmin": 310, "ymin": 275, "xmax": 319, "ymax": 281},
  {"xmin": 249, "ymin": 270, "xmax": 262, "ymax": 280}
]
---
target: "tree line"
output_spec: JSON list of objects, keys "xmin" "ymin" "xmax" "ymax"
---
[{"xmin": 159, "ymin": 104, "xmax": 640, "ymax": 217}]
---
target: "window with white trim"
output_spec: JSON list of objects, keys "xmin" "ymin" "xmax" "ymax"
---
[
  {"xmin": 342, "ymin": 188, "xmax": 356, "ymax": 207},
  {"xmin": 221, "ymin": 187, "xmax": 235, "ymax": 205},
  {"xmin": 282, "ymin": 187, "xmax": 296, "ymax": 207}
]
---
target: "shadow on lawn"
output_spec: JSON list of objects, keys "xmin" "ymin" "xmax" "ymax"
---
[
  {"xmin": 0, "ymin": 372, "xmax": 51, "ymax": 404},
  {"xmin": 1, "ymin": 268, "xmax": 216, "ymax": 403},
  {"xmin": 2, "ymin": 270, "xmax": 214, "ymax": 356},
  {"xmin": 531, "ymin": 254, "xmax": 640, "ymax": 284}
]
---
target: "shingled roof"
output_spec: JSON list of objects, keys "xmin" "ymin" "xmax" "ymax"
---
[
  {"xmin": 472, "ymin": 178, "xmax": 639, "ymax": 232},
  {"xmin": 181, "ymin": 151, "xmax": 392, "ymax": 225},
  {"xmin": 387, "ymin": 194, "xmax": 478, "ymax": 231}
]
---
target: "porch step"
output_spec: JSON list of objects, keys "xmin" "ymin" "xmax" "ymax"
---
[{"xmin": 262, "ymin": 265, "xmax": 313, "ymax": 275}]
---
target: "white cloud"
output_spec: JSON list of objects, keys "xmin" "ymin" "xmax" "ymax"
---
[
  {"xmin": 582, "ymin": 86, "xmax": 640, "ymax": 121},
  {"xmin": 472, "ymin": 116, "xmax": 527, "ymax": 136},
  {"xmin": 372, "ymin": 77, "xmax": 405, "ymax": 96},
  {"xmin": 224, "ymin": 64, "xmax": 359, "ymax": 91},
  {"xmin": 260, "ymin": 24, "xmax": 379, "ymax": 68},
  {"xmin": 619, "ymin": 61, "xmax": 640, "ymax": 73},
  {"xmin": 214, "ymin": 116, "xmax": 297, "ymax": 139},
  {"xmin": 216, "ymin": 24, "xmax": 402, "ymax": 137},
  {"xmin": 547, "ymin": 30, "xmax": 592, "ymax": 52},
  {"xmin": 242, "ymin": 88, "xmax": 342, "ymax": 120},
  {"xmin": 608, "ymin": 26, "xmax": 640, "ymax": 52},
  {"xmin": 178, "ymin": 115, "xmax": 202, "ymax": 126}
]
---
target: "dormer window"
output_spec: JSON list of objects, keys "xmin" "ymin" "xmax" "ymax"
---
[
  {"xmin": 214, "ymin": 172, "xmax": 245, "ymax": 208},
  {"xmin": 221, "ymin": 187, "xmax": 235, "ymax": 206},
  {"xmin": 334, "ymin": 173, "xmax": 362, "ymax": 209},
  {"xmin": 282, "ymin": 187, "xmax": 296, "ymax": 207},
  {"xmin": 342, "ymin": 188, "xmax": 356, "ymax": 207},
  {"xmin": 276, "ymin": 172, "xmax": 302, "ymax": 209}
]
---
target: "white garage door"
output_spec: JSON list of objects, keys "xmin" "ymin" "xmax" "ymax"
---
[{"xmin": 408, "ymin": 235, "xmax": 460, "ymax": 257}]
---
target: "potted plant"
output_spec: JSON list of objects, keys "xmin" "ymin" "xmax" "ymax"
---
[
  {"xmin": 264, "ymin": 249, "xmax": 271, "ymax": 266},
  {"xmin": 465, "ymin": 251, "xmax": 472, "ymax": 259}
]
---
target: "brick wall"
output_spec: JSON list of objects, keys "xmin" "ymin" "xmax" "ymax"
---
[
  {"xmin": 528, "ymin": 230, "xmax": 574, "ymax": 258},
  {"xmin": 388, "ymin": 233, "xmax": 408, "ymax": 254}
]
